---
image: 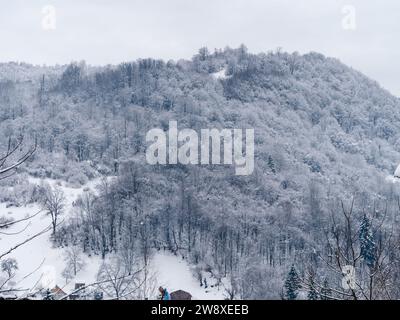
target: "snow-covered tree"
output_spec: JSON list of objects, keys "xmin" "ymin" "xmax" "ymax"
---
[
  {"xmin": 41, "ymin": 185, "xmax": 65, "ymax": 235},
  {"xmin": 359, "ymin": 215, "xmax": 376, "ymax": 269},
  {"xmin": 1, "ymin": 258, "xmax": 18, "ymax": 278},
  {"xmin": 284, "ymin": 265, "xmax": 301, "ymax": 300},
  {"xmin": 62, "ymin": 246, "xmax": 86, "ymax": 279},
  {"xmin": 307, "ymin": 273, "xmax": 319, "ymax": 300}
]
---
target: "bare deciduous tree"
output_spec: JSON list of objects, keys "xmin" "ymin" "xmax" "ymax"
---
[
  {"xmin": 62, "ymin": 246, "xmax": 86, "ymax": 280},
  {"xmin": 96, "ymin": 256, "xmax": 143, "ymax": 300},
  {"xmin": 41, "ymin": 185, "xmax": 65, "ymax": 235},
  {"xmin": 0, "ymin": 136, "xmax": 36, "ymax": 180},
  {"xmin": 0, "ymin": 137, "xmax": 43, "ymax": 298}
]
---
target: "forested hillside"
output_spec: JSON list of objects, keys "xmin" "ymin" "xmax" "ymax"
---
[{"xmin": 1, "ymin": 46, "xmax": 400, "ymax": 299}]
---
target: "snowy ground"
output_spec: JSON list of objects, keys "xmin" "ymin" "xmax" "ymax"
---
[
  {"xmin": 152, "ymin": 251, "xmax": 225, "ymax": 300},
  {"xmin": 0, "ymin": 176, "xmax": 225, "ymax": 300}
]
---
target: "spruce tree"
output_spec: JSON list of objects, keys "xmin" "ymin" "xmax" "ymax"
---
[
  {"xmin": 307, "ymin": 274, "xmax": 319, "ymax": 300},
  {"xmin": 284, "ymin": 265, "xmax": 301, "ymax": 300},
  {"xmin": 359, "ymin": 215, "xmax": 376, "ymax": 268},
  {"xmin": 320, "ymin": 279, "xmax": 332, "ymax": 300},
  {"xmin": 268, "ymin": 155, "xmax": 276, "ymax": 174}
]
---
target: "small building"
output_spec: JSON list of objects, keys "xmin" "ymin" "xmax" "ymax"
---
[
  {"xmin": 69, "ymin": 283, "xmax": 86, "ymax": 300},
  {"xmin": 75, "ymin": 283, "xmax": 86, "ymax": 290},
  {"xmin": 50, "ymin": 285, "xmax": 67, "ymax": 300},
  {"xmin": 170, "ymin": 290, "xmax": 192, "ymax": 300}
]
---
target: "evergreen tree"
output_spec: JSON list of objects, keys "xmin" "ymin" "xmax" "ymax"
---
[
  {"xmin": 284, "ymin": 265, "xmax": 301, "ymax": 300},
  {"xmin": 320, "ymin": 279, "xmax": 332, "ymax": 300},
  {"xmin": 359, "ymin": 215, "xmax": 376, "ymax": 268},
  {"xmin": 268, "ymin": 155, "xmax": 276, "ymax": 174},
  {"xmin": 307, "ymin": 274, "xmax": 319, "ymax": 300},
  {"xmin": 39, "ymin": 74, "xmax": 46, "ymax": 107}
]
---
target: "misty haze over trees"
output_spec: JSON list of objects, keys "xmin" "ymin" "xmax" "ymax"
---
[{"xmin": 1, "ymin": 46, "xmax": 400, "ymax": 299}]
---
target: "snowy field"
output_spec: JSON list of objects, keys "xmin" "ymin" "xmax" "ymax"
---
[{"xmin": 0, "ymin": 177, "xmax": 225, "ymax": 300}]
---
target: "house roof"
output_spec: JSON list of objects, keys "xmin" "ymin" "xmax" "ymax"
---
[{"xmin": 51, "ymin": 285, "xmax": 67, "ymax": 296}]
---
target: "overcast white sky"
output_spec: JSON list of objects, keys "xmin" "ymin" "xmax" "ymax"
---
[{"xmin": 1, "ymin": 0, "xmax": 399, "ymax": 95}]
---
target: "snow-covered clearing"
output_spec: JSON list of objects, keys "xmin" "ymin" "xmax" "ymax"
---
[
  {"xmin": 152, "ymin": 251, "xmax": 225, "ymax": 300},
  {"xmin": 0, "ymin": 176, "xmax": 225, "ymax": 300},
  {"xmin": 211, "ymin": 68, "xmax": 231, "ymax": 80}
]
